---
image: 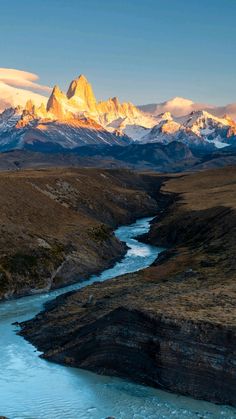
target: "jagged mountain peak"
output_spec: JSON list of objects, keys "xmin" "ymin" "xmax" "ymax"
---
[
  {"xmin": 0, "ymin": 74, "xmax": 134, "ymax": 151},
  {"xmin": 25, "ymin": 99, "xmax": 36, "ymax": 113},
  {"xmin": 51, "ymin": 85, "xmax": 65, "ymax": 97},
  {"xmin": 180, "ymin": 109, "xmax": 230, "ymax": 126},
  {"xmin": 189, "ymin": 109, "xmax": 213, "ymax": 117},
  {"xmin": 6, "ymin": 73, "xmax": 236, "ymax": 152},
  {"xmin": 139, "ymin": 107, "xmax": 236, "ymax": 149},
  {"xmin": 158, "ymin": 111, "xmax": 173, "ymax": 121},
  {"xmin": 110, "ymin": 96, "xmax": 120, "ymax": 106},
  {"xmin": 66, "ymin": 74, "xmax": 97, "ymax": 112},
  {"xmin": 75, "ymin": 74, "xmax": 88, "ymax": 83},
  {"xmin": 46, "ymin": 85, "xmax": 67, "ymax": 117},
  {"xmin": 67, "ymin": 74, "xmax": 90, "ymax": 97},
  {"xmin": 27, "ymin": 74, "xmax": 154, "ymax": 130}
]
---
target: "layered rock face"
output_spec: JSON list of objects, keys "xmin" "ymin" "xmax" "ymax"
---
[
  {"xmin": 21, "ymin": 303, "xmax": 236, "ymax": 406},
  {"xmin": 20, "ymin": 166, "xmax": 236, "ymax": 406}
]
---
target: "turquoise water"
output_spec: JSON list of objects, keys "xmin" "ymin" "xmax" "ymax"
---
[{"xmin": 0, "ymin": 217, "xmax": 235, "ymax": 419}]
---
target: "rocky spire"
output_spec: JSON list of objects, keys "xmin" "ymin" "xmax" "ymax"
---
[
  {"xmin": 25, "ymin": 99, "xmax": 36, "ymax": 114},
  {"xmin": 66, "ymin": 75, "xmax": 97, "ymax": 112},
  {"xmin": 46, "ymin": 85, "xmax": 66, "ymax": 118}
]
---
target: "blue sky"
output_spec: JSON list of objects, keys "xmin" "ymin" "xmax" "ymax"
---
[{"xmin": 0, "ymin": 0, "xmax": 235, "ymax": 105}]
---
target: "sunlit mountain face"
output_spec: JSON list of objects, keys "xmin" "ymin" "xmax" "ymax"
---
[{"xmin": 0, "ymin": 69, "xmax": 236, "ymax": 151}]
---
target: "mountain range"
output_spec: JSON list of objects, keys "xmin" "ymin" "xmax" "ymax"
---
[{"xmin": 0, "ymin": 74, "xmax": 236, "ymax": 153}]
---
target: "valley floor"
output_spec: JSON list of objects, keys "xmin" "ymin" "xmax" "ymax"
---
[{"xmin": 20, "ymin": 166, "xmax": 236, "ymax": 406}]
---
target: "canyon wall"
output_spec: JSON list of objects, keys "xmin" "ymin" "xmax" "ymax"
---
[{"xmin": 20, "ymin": 166, "xmax": 236, "ymax": 405}]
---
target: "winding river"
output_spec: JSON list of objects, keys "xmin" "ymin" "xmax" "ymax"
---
[{"xmin": 0, "ymin": 217, "xmax": 236, "ymax": 419}]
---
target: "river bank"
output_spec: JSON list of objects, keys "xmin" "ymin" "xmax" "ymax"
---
[
  {"xmin": 0, "ymin": 217, "xmax": 235, "ymax": 418},
  {"xmin": 20, "ymin": 166, "xmax": 236, "ymax": 407},
  {"xmin": 0, "ymin": 167, "xmax": 161, "ymax": 300}
]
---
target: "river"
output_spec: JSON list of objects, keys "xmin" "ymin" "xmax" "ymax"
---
[{"xmin": 0, "ymin": 217, "xmax": 235, "ymax": 419}]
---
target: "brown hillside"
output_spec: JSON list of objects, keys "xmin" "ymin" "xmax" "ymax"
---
[{"xmin": 0, "ymin": 167, "xmax": 159, "ymax": 299}]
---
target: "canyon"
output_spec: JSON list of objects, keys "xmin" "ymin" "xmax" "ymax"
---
[
  {"xmin": 0, "ymin": 69, "xmax": 236, "ymax": 411},
  {"xmin": 0, "ymin": 167, "xmax": 159, "ymax": 300},
  {"xmin": 20, "ymin": 166, "xmax": 236, "ymax": 406},
  {"xmin": 1, "ymin": 0, "xmax": 236, "ymax": 415}
]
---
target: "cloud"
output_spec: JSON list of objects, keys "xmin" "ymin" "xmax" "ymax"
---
[{"xmin": 0, "ymin": 68, "xmax": 51, "ymax": 93}]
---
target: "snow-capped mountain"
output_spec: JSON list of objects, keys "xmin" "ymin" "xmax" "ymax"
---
[
  {"xmin": 0, "ymin": 112, "xmax": 131, "ymax": 152},
  {"xmin": 0, "ymin": 105, "xmax": 130, "ymax": 152},
  {"xmin": 46, "ymin": 75, "xmax": 155, "ymax": 129},
  {"xmin": 139, "ymin": 110, "xmax": 236, "ymax": 149},
  {"xmin": 0, "ymin": 73, "xmax": 235, "ymax": 152},
  {"xmin": 0, "ymin": 74, "xmax": 155, "ymax": 151}
]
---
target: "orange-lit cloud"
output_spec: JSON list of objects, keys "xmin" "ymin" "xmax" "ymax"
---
[{"xmin": 0, "ymin": 68, "xmax": 51, "ymax": 92}]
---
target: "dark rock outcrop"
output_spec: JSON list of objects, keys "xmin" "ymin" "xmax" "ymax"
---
[{"xmin": 22, "ymin": 305, "xmax": 236, "ymax": 406}]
